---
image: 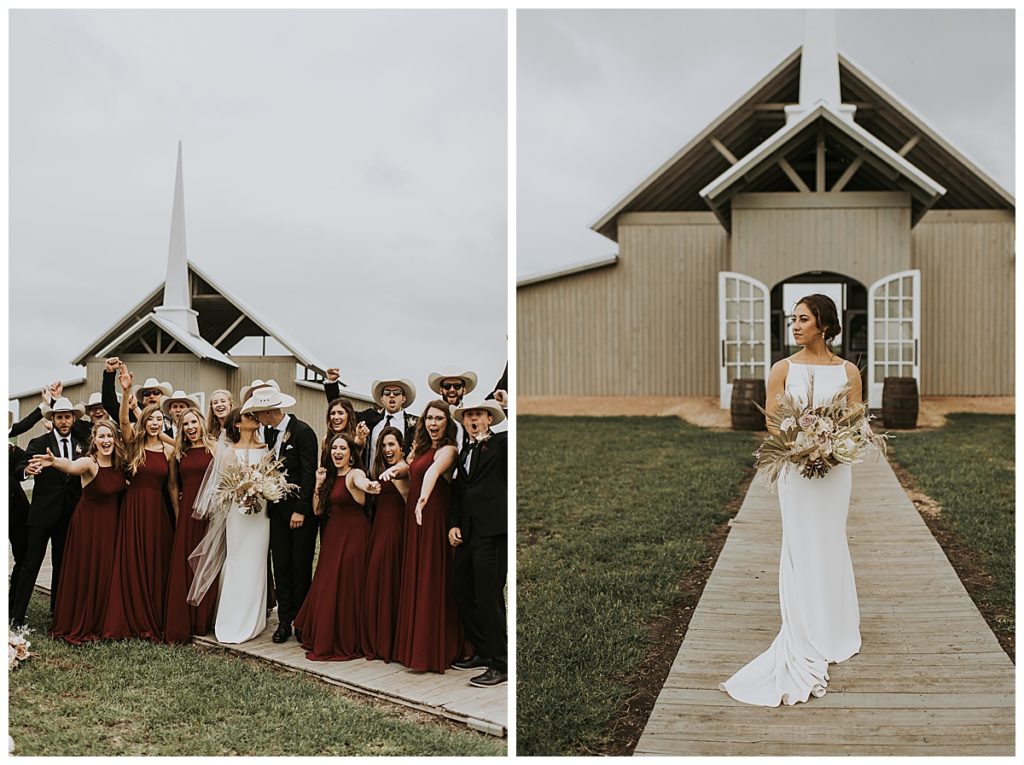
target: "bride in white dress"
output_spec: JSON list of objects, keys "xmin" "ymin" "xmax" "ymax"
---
[
  {"xmin": 187, "ymin": 407, "xmax": 270, "ymax": 645},
  {"xmin": 720, "ymin": 294, "xmax": 862, "ymax": 707}
]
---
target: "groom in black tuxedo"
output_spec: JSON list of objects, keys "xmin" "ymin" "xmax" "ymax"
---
[
  {"xmin": 448, "ymin": 399, "xmax": 508, "ymax": 687},
  {"xmin": 10, "ymin": 398, "xmax": 88, "ymax": 628},
  {"xmin": 243, "ymin": 387, "xmax": 318, "ymax": 643}
]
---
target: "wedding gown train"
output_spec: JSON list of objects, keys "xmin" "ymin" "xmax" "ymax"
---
[{"xmin": 719, "ymin": 361, "xmax": 861, "ymax": 707}]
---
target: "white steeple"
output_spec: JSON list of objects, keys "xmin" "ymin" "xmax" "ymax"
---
[
  {"xmin": 153, "ymin": 141, "xmax": 200, "ymax": 335},
  {"xmin": 785, "ymin": 10, "xmax": 856, "ymax": 124}
]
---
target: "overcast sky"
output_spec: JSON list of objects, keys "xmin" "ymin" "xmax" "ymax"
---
[
  {"xmin": 10, "ymin": 10, "xmax": 507, "ymax": 411},
  {"xmin": 518, "ymin": 9, "xmax": 1014, "ymax": 280}
]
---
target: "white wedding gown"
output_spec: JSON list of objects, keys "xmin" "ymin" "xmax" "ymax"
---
[
  {"xmin": 215, "ymin": 447, "xmax": 270, "ymax": 644},
  {"xmin": 720, "ymin": 360, "xmax": 861, "ymax": 706}
]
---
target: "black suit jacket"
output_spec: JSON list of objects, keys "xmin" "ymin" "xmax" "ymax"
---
[
  {"xmin": 449, "ymin": 431, "xmax": 507, "ymax": 540},
  {"xmin": 485, "ymin": 362, "xmax": 508, "ymax": 408},
  {"xmin": 9, "ymin": 444, "xmax": 30, "ymax": 534},
  {"xmin": 17, "ymin": 431, "xmax": 85, "ymax": 528},
  {"xmin": 9, "ymin": 406, "xmax": 43, "ymax": 438},
  {"xmin": 323, "ymin": 380, "xmax": 419, "ymax": 448},
  {"xmin": 268, "ymin": 416, "xmax": 318, "ymax": 519}
]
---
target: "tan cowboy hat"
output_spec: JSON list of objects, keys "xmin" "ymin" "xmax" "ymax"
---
[
  {"xmin": 371, "ymin": 378, "xmax": 416, "ymax": 407},
  {"xmin": 427, "ymin": 369, "xmax": 478, "ymax": 396},
  {"xmin": 132, "ymin": 377, "xmax": 173, "ymax": 398},
  {"xmin": 241, "ymin": 386, "xmax": 296, "ymax": 413},
  {"xmin": 240, "ymin": 379, "xmax": 280, "ymax": 403},
  {"xmin": 41, "ymin": 397, "xmax": 86, "ymax": 421},
  {"xmin": 161, "ymin": 391, "xmax": 200, "ymax": 416},
  {"xmin": 452, "ymin": 398, "xmax": 505, "ymax": 426}
]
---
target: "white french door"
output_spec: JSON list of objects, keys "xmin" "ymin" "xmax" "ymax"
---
[
  {"xmin": 867, "ymin": 269, "xmax": 920, "ymax": 408},
  {"xmin": 718, "ymin": 272, "xmax": 771, "ymax": 408}
]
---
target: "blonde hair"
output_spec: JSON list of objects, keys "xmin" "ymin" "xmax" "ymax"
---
[
  {"xmin": 207, "ymin": 389, "xmax": 234, "ymax": 438},
  {"xmin": 126, "ymin": 403, "xmax": 165, "ymax": 476},
  {"xmin": 87, "ymin": 419, "xmax": 127, "ymax": 472},
  {"xmin": 175, "ymin": 406, "xmax": 215, "ymax": 458}
]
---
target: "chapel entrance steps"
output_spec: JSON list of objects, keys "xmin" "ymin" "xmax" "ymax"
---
[
  {"xmin": 10, "ymin": 549, "xmax": 507, "ymax": 738},
  {"xmin": 634, "ymin": 454, "xmax": 1014, "ymax": 756}
]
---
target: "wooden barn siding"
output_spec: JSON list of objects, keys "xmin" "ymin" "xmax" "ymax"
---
[
  {"xmin": 517, "ymin": 219, "xmax": 728, "ymax": 396},
  {"xmin": 731, "ymin": 193, "xmax": 912, "ymax": 290},
  {"xmin": 911, "ymin": 213, "xmax": 1015, "ymax": 395}
]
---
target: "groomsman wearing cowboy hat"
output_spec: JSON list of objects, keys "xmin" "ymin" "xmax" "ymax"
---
[
  {"xmin": 161, "ymin": 391, "xmax": 200, "ymax": 439},
  {"xmin": 10, "ymin": 397, "xmax": 89, "ymax": 628},
  {"xmin": 101, "ymin": 357, "xmax": 174, "ymax": 435},
  {"xmin": 242, "ymin": 387, "xmax": 318, "ymax": 643},
  {"xmin": 323, "ymin": 370, "xmax": 419, "ymax": 466},
  {"xmin": 427, "ymin": 368, "xmax": 478, "ymax": 452},
  {"xmin": 448, "ymin": 399, "xmax": 508, "ymax": 687}
]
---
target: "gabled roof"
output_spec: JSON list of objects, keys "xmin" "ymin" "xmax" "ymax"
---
[
  {"xmin": 95, "ymin": 313, "xmax": 238, "ymax": 368},
  {"xmin": 592, "ymin": 47, "xmax": 1013, "ymax": 242},
  {"xmin": 700, "ymin": 104, "xmax": 946, "ymax": 229},
  {"xmin": 72, "ymin": 260, "xmax": 327, "ymax": 375},
  {"xmin": 517, "ymin": 254, "xmax": 619, "ymax": 287}
]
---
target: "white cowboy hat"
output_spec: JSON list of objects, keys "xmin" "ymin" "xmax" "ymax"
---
[
  {"xmin": 371, "ymin": 378, "xmax": 416, "ymax": 407},
  {"xmin": 161, "ymin": 391, "xmax": 200, "ymax": 416},
  {"xmin": 427, "ymin": 369, "xmax": 478, "ymax": 396},
  {"xmin": 40, "ymin": 397, "xmax": 86, "ymax": 421},
  {"xmin": 452, "ymin": 398, "xmax": 506, "ymax": 425},
  {"xmin": 241, "ymin": 386, "xmax": 296, "ymax": 413},
  {"xmin": 132, "ymin": 378, "xmax": 173, "ymax": 398},
  {"xmin": 240, "ymin": 379, "xmax": 280, "ymax": 404}
]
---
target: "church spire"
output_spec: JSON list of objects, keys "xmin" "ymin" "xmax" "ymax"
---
[
  {"xmin": 154, "ymin": 141, "xmax": 200, "ymax": 335},
  {"xmin": 786, "ymin": 10, "xmax": 856, "ymax": 124}
]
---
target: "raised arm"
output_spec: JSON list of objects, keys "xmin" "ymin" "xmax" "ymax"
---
[
  {"xmin": 118, "ymin": 364, "xmax": 135, "ymax": 441},
  {"xmin": 30, "ymin": 448, "xmax": 99, "ymax": 480},
  {"xmin": 102, "ymin": 357, "xmax": 124, "ymax": 422},
  {"xmin": 413, "ymin": 445, "xmax": 457, "ymax": 525},
  {"xmin": 324, "ymin": 367, "xmax": 342, "ymax": 404}
]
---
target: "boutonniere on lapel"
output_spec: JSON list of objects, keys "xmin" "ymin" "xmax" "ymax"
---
[
  {"xmin": 473, "ymin": 431, "xmax": 492, "ymax": 451},
  {"xmin": 281, "ymin": 430, "xmax": 292, "ymax": 446},
  {"xmin": 74, "ymin": 444, "xmax": 83, "ymax": 456}
]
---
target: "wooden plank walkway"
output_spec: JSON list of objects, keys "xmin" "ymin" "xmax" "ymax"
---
[
  {"xmin": 635, "ymin": 453, "xmax": 1015, "ymax": 756},
  {"xmin": 10, "ymin": 549, "xmax": 506, "ymax": 738}
]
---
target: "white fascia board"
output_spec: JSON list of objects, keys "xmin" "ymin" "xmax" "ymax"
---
[{"xmin": 517, "ymin": 255, "xmax": 619, "ymax": 287}]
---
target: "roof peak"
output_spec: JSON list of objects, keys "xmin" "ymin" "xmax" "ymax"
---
[{"xmin": 787, "ymin": 10, "xmax": 855, "ymax": 125}]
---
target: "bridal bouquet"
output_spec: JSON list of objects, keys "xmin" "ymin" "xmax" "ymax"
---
[
  {"xmin": 216, "ymin": 455, "xmax": 298, "ymax": 514},
  {"xmin": 753, "ymin": 377, "xmax": 890, "ymax": 489},
  {"xmin": 9, "ymin": 627, "xmax": 33, "ymax": 671}
]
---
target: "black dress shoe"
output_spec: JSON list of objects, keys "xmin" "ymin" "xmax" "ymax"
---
[
  {"xmin": 272, "ymin": 625, "xmax": 291, "ymax": 644},
  {"xmin": 293, "ymin": 628, "xmax": 302, "ymax": 643},
  {"xmin": 469, "ymin": 667, "xmax": 507, "ymax": 687},
  {"xmin": 452, "ymin": 654, "xmax": 490, "ymax": 671}
]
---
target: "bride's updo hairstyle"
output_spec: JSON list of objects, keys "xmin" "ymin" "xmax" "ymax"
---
[
  {"xmin": 796, "ymin": 293, "xmax": 842, "ymax": 344},
  {"xmin": 222, "ymin": 407, "xmax": 244, "ymax": 444}
]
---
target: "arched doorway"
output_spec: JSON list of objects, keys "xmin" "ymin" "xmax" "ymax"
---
[{"xmin": 770, "ymin": 271, "xmax": 868, "ymax": 395}]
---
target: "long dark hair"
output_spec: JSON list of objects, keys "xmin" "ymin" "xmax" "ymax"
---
[
  {"xmin": 318, "ymin": 432, "xmax": 361, "ymax": 511},
  {"xmin": 796, "ymin": 293, "xmax": 842, "ymax": 344},
  {"xmin": 370, "ymin": 426, "xmax": 406, "ymax": 481},
  {"xmin": 324, "ymin": 397, "xmax": 357, "ymax": 438},
  {"xmin": 222, "ymin": 408, "xmax": 244, "ymax": 444},
  {"xmin": 407, "ymin": 400, "xmax": 456, "ymax": 463}
]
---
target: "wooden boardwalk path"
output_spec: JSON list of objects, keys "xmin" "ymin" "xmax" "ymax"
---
[
  {"xmin": 635, "ymin": 453, "xmax": 1014, "ymax": 756},
  {"xmin": 10, "ymin": 549, "xmax": 506, "ymax": 738}
]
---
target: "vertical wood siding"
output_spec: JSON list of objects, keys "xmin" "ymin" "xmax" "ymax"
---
[
  {"xmin": 911, "ymin": 217, "xmax": 1015, "ymax": 395},
  {"xmin": 517, "ymin": 222, "xmax": 729, "ymax": 396}
]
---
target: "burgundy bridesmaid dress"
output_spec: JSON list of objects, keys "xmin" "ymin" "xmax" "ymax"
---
[
  {"xmin": 102, "ymin": 450, "xmax": 174, "ymax": 642},
  {"xmin": 164, "ymin": 446, "xmax": 216, "ymax": 643},
  {"xmin": 294, "ymin": 477, "xmax": 371, "ymax": 661},
  {"xmin": 392, "ymin": 448, "xmax": 461, "ymax": 672},
  {"xmin": 363, "ymin": 480, "xmax": 405, "ymax": 661},
  {"xmin": 49, "ymin": 466, "xmax": 127, "ymax": 644}
]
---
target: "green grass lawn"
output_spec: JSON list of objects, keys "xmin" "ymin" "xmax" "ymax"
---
[
  {"xmin": 886, "ymin": 413, "xmax": 1015, "ymax": 645},
  {"xmin": 8, "ymin": 593, "xmax": 505, "ymax": 756},
  {"xmin": 517, "ymin": 416, "xmax": 754, "ymax": 756}
]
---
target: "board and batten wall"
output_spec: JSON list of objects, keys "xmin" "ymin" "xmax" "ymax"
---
[
  {"xmin": 518, "ymin": 213, "xmax": 728, "ymax": 396},
  {"xmin": 912, "ymin": 210, "xmax": 1014, "ymax": 396},
  {"xmin": 730, "ymin": 192, "xmax": 913, "ymax": 289}
]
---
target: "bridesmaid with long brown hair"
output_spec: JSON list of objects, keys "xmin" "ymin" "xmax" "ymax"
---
[
  {"xmin": 392, "ymin": 400, "xmax": 461, "ymax": 672},
  {"xmin": 31, "ymin": 419, "xmax": 128, "ymax": 644},
  {"xmin": 164, "ymin": 406, "xmax": 218, "ymax": 643},
  {"xmin": 102, "ymin": 364, "xmax": 178, "ymax": 642},
  {"xmin": 206, "ymin": 389, "xmax": 234, "ymax": 440},
  {"xmin": 364, "ymin": 426, "xmax": 410, "ymax": 662},
  {"xmin": 294, "ymin": 433, "xmax": 379, "ymax": 660}
]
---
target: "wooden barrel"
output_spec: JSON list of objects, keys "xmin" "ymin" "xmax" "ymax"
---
[
  {"xmin": 730, "ymin": 379, "xmax": 766, "ymax": 430},
  {"xmin": 882, "ymin": 377, "xmax": 919, "ymax": 429}
]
